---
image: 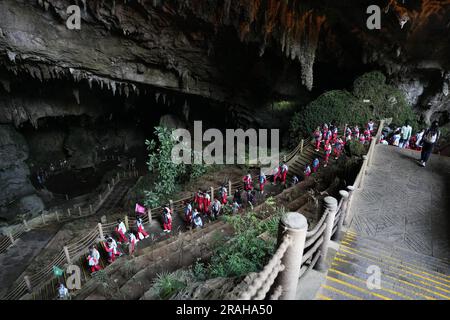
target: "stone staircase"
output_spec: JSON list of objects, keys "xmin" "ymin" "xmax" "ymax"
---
[{"xmin": 316, "ymin": 230, "xmax": 450, "ymax": 300}]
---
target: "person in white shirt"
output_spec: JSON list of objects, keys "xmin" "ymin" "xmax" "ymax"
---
[
  {"xmin": 57, "ymin": 283, "xmax": 70, "ymax": 300},
  {"xmin": 115, "ymin": 218, "xmax": 128, "ymax": 244},
  {"xmin": 392, "ymin": 131, "xmax": 401, "ymax": 147},
  {"xmin": 399, "ymin": 121, "xmax": 412, "ymax": 148}
]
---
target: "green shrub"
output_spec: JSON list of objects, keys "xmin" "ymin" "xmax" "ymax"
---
[
  {"xmin": 198, "ymin": 211, "xmax": 281, "ymax": 279},
  {"xmin": 143, "ymin": 126, "xmax": 208, "ymax": 208}
]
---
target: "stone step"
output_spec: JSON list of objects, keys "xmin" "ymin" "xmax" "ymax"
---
[
  {"xmin": 331, "ymin": 253, "xmax": 450, "ymax": 300},
  {"xmin": 342, "ymin": 232, "xmax": 450, "ymax": 273},
  {"xmin": 335, "ymin": 248, "xmax": 450, "ymax": 298}
]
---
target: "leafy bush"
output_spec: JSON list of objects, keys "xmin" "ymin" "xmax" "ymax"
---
[
  {"xmin": 290, "ymin": 71, "xmax": 419, "ymax": 141},
  {"xmin": 143, "ymin": 126, "xmax": 208, "ymax": 208},
  {"xmin": 152, "ymin": 271, "xmax": 189, "ymax": 300},
  {"xmin": 348, "ymin": 140, "xmax": 367, "ymax": 158},
  {"xmin": 195, "ymin": 210, "xmax": 281, "ymax": 280}
]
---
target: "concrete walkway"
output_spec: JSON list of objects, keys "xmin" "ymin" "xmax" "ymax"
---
[
  {"xmin": 316, "ymin": 145, "xmax": 450, "ymax": 300},
  {"xmin": 348, "ymin": 145, "xmax": 450, "ymax": 259}
]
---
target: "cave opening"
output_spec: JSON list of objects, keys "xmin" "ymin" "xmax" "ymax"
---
[{"xmin": 9, "ymin": 73, "xmax": 237, "ymax": 200}]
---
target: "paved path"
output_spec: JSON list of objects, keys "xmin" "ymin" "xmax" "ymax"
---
[
  {"xmin": 349, "ymin": 145, "xmax": 450, "ymax": 259},
  {"xmin": 317, "ymin": 145, "xmax": 450, "ymax": 300}
]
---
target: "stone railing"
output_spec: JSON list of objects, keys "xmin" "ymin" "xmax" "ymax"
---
[{"xmin": 0, "ymin": 170, "xmax": 139, "ymax": 255}]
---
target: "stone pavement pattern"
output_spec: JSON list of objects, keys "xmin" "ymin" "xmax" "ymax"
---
[
  {"xmin": 349, "ymin": 145, "xmax": 450, "ymax": 259},
  {"xmin": 316, "ymin": 145, "xmax": 450, "ymax": 300}
]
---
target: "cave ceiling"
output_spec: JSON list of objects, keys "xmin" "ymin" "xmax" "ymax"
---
[{"xmin": 0, "ymin": 0, "xmax": 449, "ymax": 123}]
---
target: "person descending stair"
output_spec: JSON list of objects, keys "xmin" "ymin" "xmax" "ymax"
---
[
  {"xmin": 211, "ymin": 198, "xmax": 222, "ymax": 220},
  {"xmin": 219, "ymin": 185, "xmax": 228, "ymax": 204},
  {"xmin": 332, "ymin": 125, "xmax": 339, "ymax": 144},
  {"xmin": 280, "ymin": 162, "xmax": 289, "ymax": 185},
  {"xmin": 304, "ymin": 164, "xmax": 312, "ymax": 177},
  {"xmin": 324, "ymin": 141, "xmax": 332, "ymax": 167},
  {"xmin": 243, "ymin": 173, "xmax": 253, "ymax": 191},
  {"xmin": 204, "ymin": 191, "xmax": 211, "ymax": 215},
  {"xmin": 115, "ymin": 218, "xmax": 128, "ymax": 244},
  {"xmin": 87, "ymin": 245, "xmax": 101, "ymax": 273},
  {"xmin": 194, "ymin": 190, "xmax": 205, "ymax": 213},
  {"xmin": 233, "ymin": 188, "xmax": 242, "ymax": 205},
  {"xmin": 184, "ymin": 202, "xmax": 193, "ymax": 226},
  {"xmin": 292, "ymin": 175, "xmax": 300, "ymax": 186},
  {"xmin": 136, "ymin": 217, "xmax": 149, "ymax": 240},
  {"xmin": 127, "ymin": 232, "xmax": 138, "ymax": 255},
  {"xmin": 259, "ymin": 171, "xmax": 267, "ymax": 194},
  {"xmin": 192, "ymin": 209, "xmax": 203, "ymax": 228},
  {"xmin": 272, "ymin": 165, "xmax": 281, "ymax": 184},
  {"xmin": 104, "ymin": 235, "xmax": 121, "ymax": 263},
  {"xmin": 162, "ymin": 206, "xmax": 172, "ymax": 233},
  {"xmin": 314, "ymin": 126, "xmax": 323, "ymax": 152},
  {"xmin": 334, "ymin": 138, "xmax": 344, "ymax": 160},
  {"xmin": 354, "ymin": 125, "xmax": 360, "ymax": 138},
  {"xmin": 359, "ymin": 133, "xmax": 366, "ymax": 144},
  {"xmin": 312, "ymin": 158, "xmax": 320, "ymax": 173}
]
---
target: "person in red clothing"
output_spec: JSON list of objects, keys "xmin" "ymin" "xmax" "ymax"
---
[
  {"xmin": 272, "ymin": 165, "xmax": 281, "ymax": 184},
  {"xmin": 162, "ymin": 206, "xmax": 172, "ymax": 233},
  {"xmin": 259, "ymin": 172, "xmax": 267, "ymax": 194},
  {"xmin": 115, "ymin": 218, "xmax": 128, "ymax": 244},
  {"xmin": 334, "ymin": 138, "xmax": 344, "ymax": 160},
  {"xmin": 194, "ymin": 190, "xmax": 204, "ymax": 213},
  {"xmin": 87, "ymin": 246, "xmax": 101, "ymax": 273},
  {"xmin": 312, "ymin": 158, "xmax": 320, "ymax": 173},
  {"xmin": 280, "ymin": 163, "xmax": 289, "ymax": 185},
  {"xmin": 243, "ymin": 173, "xmax": 253, "ymax": 191},
  {"xmin": 219, "ymin": 185, "xmax": 228, "ymax": 205},
  {"xmin": 136, "ymin": 217, "xmax": 149, "ymax": 240},
  {"xmin": 204, "ymin": 191, "xmax": 211, "ymax": 214},
  {"xmin": 313, "ymin": 127, "xmax": 322, "ymax": 152},
  {"xmin": 324, "ymin": 142, "xmax": 332, "ymax": 167}
]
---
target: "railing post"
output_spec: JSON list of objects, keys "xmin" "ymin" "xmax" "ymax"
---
[
  {"xmin": 67, "ymin": 208, "xmax": 71, "ymax": 216},
  {"xmin": 274, "ymin": 212, "xmax": 308, "ymax": 300},
  {"xmin": 41, "ymin": 213, "xmax": 46, "ymax": 225},
  {"xmin": 332, "ymin": 190, "xmax": 349, "ymax": 241},
  {"xmin": 65, "ymin": 194, "xmax": 69, "ymax": 201},
  {"xmin": 315, "ymin": 196, "xmax": 338, "ymax": 271},
  {"xmin": 63, "ymin": 246, "xmax": 71, "ymax": 265},
  {"xmin": 343, "ymin": 186, "xmax": 355, "ymax": 226},
  {"xmin": 300, "ymin": 139, "xmax": 304, "ymax": 154},
  {"xmin": 228, "ymin": 180, "xmax": 232, "ymax": 198},
  {"xmin": 78, "ymin": 207, "xmax": 82, "ymax": 216},
  {"xmin": 169, "ymin": 200, "xmax": 174, "ymax": 213},
  {"xmin": 89, "ymin": 204, "xmax": 93, "ymax": 214},
  {"xmin": 98, "ymin": 223, "xmax": 104, "ymax": 240},
  {"xmin": 148, "ymin": 208, "xmax": 152, "ymax": 225},
  {"xmin": 23, "ymin": 219, "xmax": 30, "ymax": 231},
  {"xmin": 124, "ymin": 216, "xmax": 129, "ymax": 229},
  {"xmin": 210, "ymin": 187, "xmax": 214, "ymax": 203},
  {"xmin": 55, "ymin": 210, "xmax": 60, "ymax": 222},
  {"xmin": 8, "ymin": 231, "xmax": 14, "ymax": 245},
  {"xmin": 24, "ymin": 275, "xmax": 32, "ymax": 293},
  {"xmin": 360, "ymin": 155, "xmax": 368, "ymax": 188}
]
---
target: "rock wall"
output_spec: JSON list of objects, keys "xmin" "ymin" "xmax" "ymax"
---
[{"xmin": 0, "ymin": 125, "xmax": 44, "ymax": 222}]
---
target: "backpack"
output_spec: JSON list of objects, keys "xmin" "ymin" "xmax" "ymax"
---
[{"xmin": 423, "ymin": 129, "xmax": 439, "ymax": 144}]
